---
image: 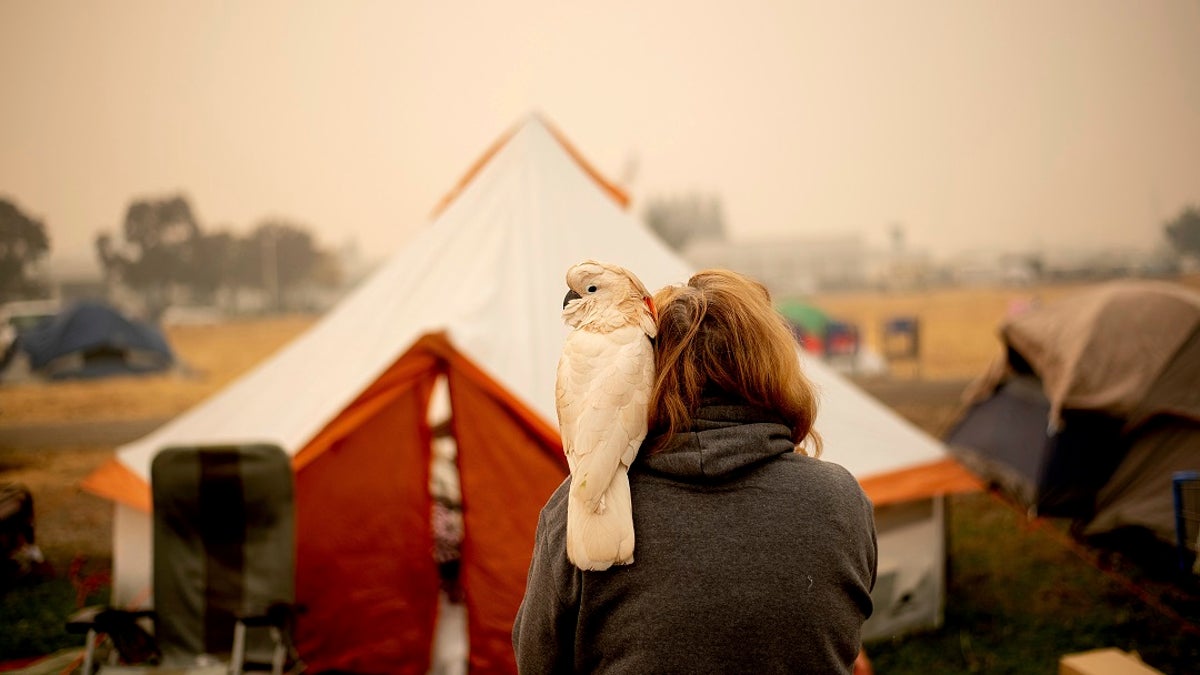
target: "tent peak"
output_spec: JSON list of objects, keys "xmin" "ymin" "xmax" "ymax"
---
[{"xmin": 429, "ymin": 113, "xmax": 630, "ymax": 220}]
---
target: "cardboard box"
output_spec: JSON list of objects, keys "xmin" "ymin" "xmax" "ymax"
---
[{"xmin": 1059, "ymin": 648, "xmax": 1164, "ymax": 675}]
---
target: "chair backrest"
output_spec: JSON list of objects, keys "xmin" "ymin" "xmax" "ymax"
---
[{"xmin": 151, "ymin": 444, "xmax": 295, "ymax": 666}]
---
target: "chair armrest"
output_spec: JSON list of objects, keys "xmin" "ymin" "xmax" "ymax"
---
[
  {"xmin": 235, "ymin": 602, "xmax": 303, "ymax": 628},
  {"xmin": 65, "ymin": 605, "xmax": 105, "ymax": 634},
  {"xmin": 67, "ymin": 607, "xmax": 161, "ymax": 664},
  {"xmin": 65, "ymin": 606, "xmax": 155, "ymax": 634}
]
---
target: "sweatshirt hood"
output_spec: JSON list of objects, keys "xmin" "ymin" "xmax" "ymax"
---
[{"xmin": 637, "ymin": 400, "xmax": 797, "ymax": 480}]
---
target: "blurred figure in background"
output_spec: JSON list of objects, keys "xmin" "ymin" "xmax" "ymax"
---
[{"xmin": 430, "ymin": 417, "xmax": 467, "ymax": 675}]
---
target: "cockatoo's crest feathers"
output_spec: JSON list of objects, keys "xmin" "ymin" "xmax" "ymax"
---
[{"xmin": 561, "ymin": 260, "xmax": 657, "ymax": 338}]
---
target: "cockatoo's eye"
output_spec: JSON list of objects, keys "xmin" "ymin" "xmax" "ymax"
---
[{"xmin": 586, "ymin": 285, "xmax": 597, "ymax": 293}]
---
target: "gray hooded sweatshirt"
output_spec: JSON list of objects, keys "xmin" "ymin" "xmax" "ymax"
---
[{"xmin": 513, "ymin": 401, "xmax": 878, "ymax": 674}]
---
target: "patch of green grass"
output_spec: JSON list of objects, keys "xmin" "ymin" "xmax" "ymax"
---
[
  {"xmin": 0, "ymin": 569, "xmax": 109, "ymax": 662},
  {"xmin": 866, "ymin": 492, "xmax": 1200, "ymax": 675}
]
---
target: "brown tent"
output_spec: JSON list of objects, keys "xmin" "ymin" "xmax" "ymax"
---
[{"xmin": 949, "ymin": 280, "xmax": 1200, "ymax": 549}]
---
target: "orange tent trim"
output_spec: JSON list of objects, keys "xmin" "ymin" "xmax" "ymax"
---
[
  {"xmin": 81, "ymin": 458, "xmax": 152, "ymax": 513},
  {"xmin": 858, "ymin": 457, "xmax": 983, "ymax": 506},
  {"xmin": 537, "ymin": 113, "xmax": 631, "ymax": 210},
  {"xmin": 295, "ymin": 332, "xmax": 563, "ymax": 472},
  {"xmin": 417, "ymin": 332, "xmax": 563, "ymax": 451},
  {"xmin": 428, "ymin": 112, "xmax": 629, "ymax": 221}
]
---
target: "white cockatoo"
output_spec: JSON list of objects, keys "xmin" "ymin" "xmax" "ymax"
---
[{"xmin": 556, "ymin": 260, "xmax": 657, "ymax": 571}]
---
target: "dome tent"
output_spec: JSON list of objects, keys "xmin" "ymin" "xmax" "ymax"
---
[
  {"xmin": 947, "ymin": 280, "xmax": 1200, "ymax": 557},
  {"xmin": 14, "ymin": 300, "xmax": 174, "ymax": 380}
]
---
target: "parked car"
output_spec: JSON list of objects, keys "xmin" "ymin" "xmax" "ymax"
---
[{"xmin": 0, "ymin": 299, "xmax": 61, "ymax": 364}]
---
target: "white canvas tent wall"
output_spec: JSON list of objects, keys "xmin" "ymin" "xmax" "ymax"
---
[{"xmin": 84, "ymin": 114, "xmax": 977, "ymax": 668}]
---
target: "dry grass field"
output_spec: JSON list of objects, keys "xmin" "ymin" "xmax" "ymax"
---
[
  {"xmin": 0, "ymin": 315, "xmax": 317, "ymax": 425},
  {"xmin": 812, "ymin": 282, "xmax": 1093, "ymax": 380},
  {"xmin": 2, "ymin": 277, "xmax": 1198, "ymax": 671}
]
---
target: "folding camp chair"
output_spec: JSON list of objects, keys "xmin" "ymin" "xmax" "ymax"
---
[{"xmin": 68, "ymin": 444, "xmax": 302, "ymax": 674}]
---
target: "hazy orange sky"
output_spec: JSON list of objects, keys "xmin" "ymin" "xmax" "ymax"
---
[{"xmin": 2, "ymin": 1, "xmax": 1198, "ymax": 271}]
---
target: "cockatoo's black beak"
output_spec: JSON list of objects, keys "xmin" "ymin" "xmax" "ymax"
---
[{"xmin": 563, "ymin": 289, "xmax": 582, "ymax": 308}]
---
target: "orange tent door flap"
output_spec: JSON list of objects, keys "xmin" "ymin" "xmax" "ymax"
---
[
  {"xmin": 447, "ymin": 365, "xmax": 568, "ymax": 673},
  {"xmin": 291, "ymin": 333, "xmax": 570, "ymax": 674},
  {"xmin": 294, "ymin": 360, "xmax": 441, "ymax": 674}
]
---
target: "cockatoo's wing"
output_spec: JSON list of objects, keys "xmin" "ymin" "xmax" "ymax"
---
[{"xmin": 556, "ymin": 325, "xmax": 653, "ymax": 509}]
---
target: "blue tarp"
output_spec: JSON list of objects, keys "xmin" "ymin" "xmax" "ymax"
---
[{"xmin": 15, "ymin": 301, "xmax": 174, "ymax": 379}]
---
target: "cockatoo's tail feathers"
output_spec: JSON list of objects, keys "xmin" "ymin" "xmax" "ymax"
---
[{"xmin": 566, "ymin": 474, "xmax": 635, "ymax": 570}]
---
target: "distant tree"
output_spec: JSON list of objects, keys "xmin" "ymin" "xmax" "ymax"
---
[
  {"xmin": 245, "ymin": 219, "xmax": 323, "ymax": 310},
  {"xmin": 94, "ymin": 193, "xmax": 202, "ymax": 319},
  {"xmin": 643, "ymin": 193, "xmax": 727, "ymax": 252},
  {"xmin": 121, "ymin": 194, "xmax": 201, "ymax": 288},
  {"xmin": 188, "ymin": 230, "xmax": 239, "ymax": 302},
  {"xmin": 0, "ymin": 197, "xmax": 51, "ymax": 300},
  {"xmin": 1164, "ymin": 205, "xmax": 1200, "ymax": 260},
  {"xmin": 94, "ymin": 232, "xmax": 117, "ymax": 276},
  {"xmin": 310, "ymin": 249, "xmax": 344, "ymax": 289},
  {"xmin": 95, "ymin": 196, "xmax": 342, "ymax": 314}
]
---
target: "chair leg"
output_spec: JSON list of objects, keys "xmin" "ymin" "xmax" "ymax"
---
[
  {"xmin": 231, "ymin": 621, "xmax": 247, "ymax": 675},
  {"xmin": 269, "ymin": 626, "xmax": 286, "ymax": 675},
  {"xmin": 82, "ymin": 628, "xmax": 96, "ymax": 675}
]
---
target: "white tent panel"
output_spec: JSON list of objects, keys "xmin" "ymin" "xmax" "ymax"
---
[
  {"xmin": 805, "ymin": 352, "xmax": 949, "ymax": 476},
  {"xmin": 863, "ymin": 496, "xmax": 946, "ymax": 641}
]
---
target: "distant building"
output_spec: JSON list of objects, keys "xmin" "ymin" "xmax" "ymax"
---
[
  {"xmin": 681, "ymin": 233, "xmax": 941, "ymax": 295},
  {"xmin": 682, "ymin": 234, "xmax": 871, "ymax": 296},
  {"xmin": 941, "ymin": 245, "xmax": 1179, "ymax": 286},
  {"xmin": 872, "ymin": 247, "xmax": 937, "ymax": 290}
]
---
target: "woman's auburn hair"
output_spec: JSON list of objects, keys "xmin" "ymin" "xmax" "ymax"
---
[{"xmin": 647, "ymin": 269, "xmax": 822, "ymax": 456}]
